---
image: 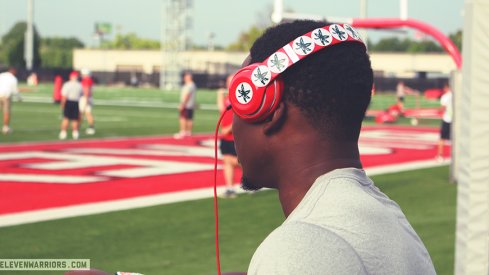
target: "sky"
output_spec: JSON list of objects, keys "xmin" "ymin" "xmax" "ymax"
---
[{"xmin": 0, "ymin": 0, "xmax": 464, "ymax": 48}]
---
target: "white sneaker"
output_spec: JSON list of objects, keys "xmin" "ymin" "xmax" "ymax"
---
[
  {"xmin": 72, "ymin": 131, "xmax": 79, "ymax": 140},
  {"xmin": 86, "ymin": 127, "xmax": 96, "ymax": 135},
  {"xmin": 173, "ymin": 132, "xmax": 185, "ymax": 139},
  {"xmin": 59, "ymin": 131, "xmax": 67, "ymax": 140},
  {"xmin": 2, "ymin": 126, "xmax": 12, "ymax": 134}
]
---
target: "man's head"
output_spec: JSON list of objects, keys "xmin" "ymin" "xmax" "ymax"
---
[
  {"xmin": 8, "ymin": 67, "xmax": 17, "ymax": 76},
  {"xmin": 232, "ymin": 20, "xmax": 373, "ymax": 190},
  {"xmin": 443, "ymin": 82, "xmax": 450, "ymax": 93},
  {"xmin": 246, "ymin": 20, "xmax": 372, "ymax": 141},
  {"xmin": 183, "ymin": 72, "xmax": 193, "ymax": 83},
  {"xmin": 69, "ymin": 71, "xmax": 79, "ymax": 80}
]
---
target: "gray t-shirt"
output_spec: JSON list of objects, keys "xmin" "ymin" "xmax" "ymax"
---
[
  {"xmin": 180, "ymin": 82, "xmax": 196, "ymax": 109},
  {"xmin": 248, "ymin": 168, "xmax": 436, "ymax": 275},
  {"xmin": 61, "ymin": 80, "xmax": 83, "ymax": 101}
]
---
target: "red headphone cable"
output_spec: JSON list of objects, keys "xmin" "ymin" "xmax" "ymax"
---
[{"xmin": 213, "ymin": 105, "xmax": 232, "ymax": 275}]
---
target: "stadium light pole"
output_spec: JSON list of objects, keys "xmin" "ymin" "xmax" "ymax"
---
[
  {"xmin": 359, "ymin": 0, "xmax": 368, "ymax": 43},
  {"xmin": 400, "ymin": 0, "xmax": 408, "ymax": 20},
  {"xmin": 25, "ymin": 0, "xmax": 34, "ymax": 71}
]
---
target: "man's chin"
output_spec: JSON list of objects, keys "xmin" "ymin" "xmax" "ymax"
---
[{"xmin": 241, "ymin": 176, "xmax": 262, "ymax": 191}]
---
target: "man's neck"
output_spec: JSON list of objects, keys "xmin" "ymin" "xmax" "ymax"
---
[{"xmin": 275, "ymin": 142, "xmax": 362, "ymax": 217}]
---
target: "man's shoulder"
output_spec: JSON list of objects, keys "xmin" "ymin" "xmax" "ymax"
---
[{"xmin": 248, "ymin": 221, "xmax": 366, "ymax": 274}]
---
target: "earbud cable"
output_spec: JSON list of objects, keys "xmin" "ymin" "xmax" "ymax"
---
[{"xmin": 213, "ymin": 105, "xmax": 232, "ymax": 275}]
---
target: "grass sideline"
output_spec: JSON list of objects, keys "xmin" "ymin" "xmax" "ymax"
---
[{"xmin": 0, "ymin": 166, "xmax": 455, "ymax": 275}]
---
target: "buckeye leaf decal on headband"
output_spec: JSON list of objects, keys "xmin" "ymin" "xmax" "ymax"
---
[
  {"xmin": 295, "ymin": 37, "xmax": 312, "ymax": 55},
  {"xmin": 236, "ymin": 82, "xmax": 253, "ymax": 104},
  {"xmin": 313, "ymin": 29, "xmax": 331, "ymax": 46}
]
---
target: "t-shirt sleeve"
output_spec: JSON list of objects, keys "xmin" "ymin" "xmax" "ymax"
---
[
  {"xmin": 248, "ymin": 222, "xmax": 367, "ymax": 275},
  {"xmin": 61, "ymin": 83, "xmax": 67, "ymax": 97}
]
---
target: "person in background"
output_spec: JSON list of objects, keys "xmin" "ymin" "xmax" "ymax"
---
[
  {"xmin": 80, "ymin": 69, "xmax": 96, "ymax": 135},
  {"xmin": 53, "ymin": 74, "xmax": 63, "ymax": 104},
  {"xmin": 59, "ymin": 71, "xmax": 83, "ymax": 140},
  {"xmin": 217, "ymin": 75, "xmax": 240, "ymax": 198},
  {"xmin": 396, "ymin": 80, "xmax": 417, "ymax": 113},
  {"xmin": 0, "ymin": 67, "xmax": 22, "ymax": 134},
  {"xmin": 436, "ymin": 83, "xmax": 453, "ymax": 161},
  {"xmin": 174, "ymin": 72, "xmax": 197, "ymax": 139}
]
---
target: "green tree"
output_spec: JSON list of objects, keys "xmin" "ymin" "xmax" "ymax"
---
[
  {"xmin": 407, "ymin": 40, "xmax": 442, "ymax": 53},
  {"xmin": 370, "ymin": 37, "xmax": 410, "ymax": 52},
  {"xmin": 227, "ymin": 26, "xmax": 264, "ymax": 52},
  {"xmin": 370, "ymin": 36, "xmax": 443, "ymax": 53},
  {"xmin": 40, "ymin": 37, "xmax": 84, "ymax": 68},
  {"xmin": 100, "ymin": 33, "xmax": 160, "ymax": 49},
  {"xmin": 449, "ymin": 30, "xmax": 462, "ymax": 51},
  {"xmin": 0, "ymin": 21, "xmax": 41, "ymax": 68}
]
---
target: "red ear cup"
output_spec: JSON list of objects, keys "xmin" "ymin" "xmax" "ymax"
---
[{"xmin": 229, "ymin": 65, "xmax": 283, "ymax": 123}]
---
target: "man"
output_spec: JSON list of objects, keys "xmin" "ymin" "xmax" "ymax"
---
[
  {"xmin": 80, "ymin": 69, "xmax": 96, "ymax": 135},
  {"xmin": 174, "ymin": 72, "xmax": 197, "ymax": 139},
  {"xmin": 436, "ymin": 83, "xmax": 453, "ymax": 161},
  {"xmin": 0, "ymin": 67, "xmax": 21, "ymax": 134},
  {"xmin": 396, "ymin": 80, "xmax": 417, "ymax": 113},
  {"xmin": 59, "ymin": 71, "xmax": 83, "ymax": 140},
  {"xmin": 230, "ymin": 20, "xmax": 435, "ymax": 274}
]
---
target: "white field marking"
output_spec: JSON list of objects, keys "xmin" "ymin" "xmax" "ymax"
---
[
  {"xmin": 67, "ymin": 143, "xmax": 217, "ymax": 158},
  {"xmin": 1, "ymin": 151, "xmax": 216, "ymax": 183},
  {"xmin": 0, "ymin": 159, "xmax": 450, "ymax": 228},
  {"xmin": 21, "ymin": 96, "xmax": 218, "ymax": 110},
  {"xmin": 0, "ymin": 132, "xmax": 213, "ymax": 148},
  {"xmin": 359, "ymin": 130, "xmax": 439, "ymax": 144},
  {"xmin": 0, "ymin": 174, "xmax": 105, "ymax": 183},
  {"xmin": 359, "ymin": 141, "xmax": 432, "ymax": 150},
  {"xmin": 95, "ymin": 117, "xmax": 126, "ymax": 122},
  {"xmin": 0, "ymin": 186, "xmax": 233, "ymax": 228}
]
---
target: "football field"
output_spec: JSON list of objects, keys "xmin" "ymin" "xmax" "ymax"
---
[{"xmin": 0, "ymin": 84, "xmax": 455, "ymax": 274}]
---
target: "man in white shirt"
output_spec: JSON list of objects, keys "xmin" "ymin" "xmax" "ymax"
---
[
  {"xmin": 229, "ymin": 20, "xmax": 436, "ymax": 275},
  {"xmin": 174, "ymin": 72, "xmax": 197, "ymax": 139},
  {"xmin": 59, "ymin": 71, "xmax": 83, "ymax": 140},
  {"xmin": 436, "ymin": 83, "xmax": 453, "ymax": 161},
  {"xmin": 0, "ymin": 67, "xmax": 21, "ymax": 134}
]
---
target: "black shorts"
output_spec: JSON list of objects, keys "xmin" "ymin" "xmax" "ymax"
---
[
  {"xmin": 64, "ymin": 100, "xmax": 80, "ymax": 120},
  {"xmin": 440, "ymin": 121, "xmax": 451, "ymax": 140},
  {"xmin": 179, "ymin": 108, "xmax": 194, "ymax": 119},
  {"xmin": 220, "ymin": 140, "xmax": 237, "ymax": 156}
]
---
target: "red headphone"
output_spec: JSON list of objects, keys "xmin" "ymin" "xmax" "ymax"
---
[{"xmin": 228, "ymin": 23, "xmax": 365, "ymax": 123}]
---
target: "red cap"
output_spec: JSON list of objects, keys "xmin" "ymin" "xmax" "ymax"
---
[{"xmin": 70, "ymin": 71, "xmax": 79, "ymax": 78}]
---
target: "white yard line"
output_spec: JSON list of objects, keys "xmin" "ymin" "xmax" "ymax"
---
[{"xmin": 21, "ymin": 96, "xmax": 218, "ymax": 110}]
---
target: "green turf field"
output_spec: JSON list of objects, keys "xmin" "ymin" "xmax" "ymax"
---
[
  {"xmin": 1, "ymin": 84, "xmax": 442, "ymax": 143},
  {"xmin": 0, "ymin": 166, "xmax": 455, "ymax": 275},
  {"xmin": 0, "ymin": 84, "xmax": 454, "ymax": 274}
]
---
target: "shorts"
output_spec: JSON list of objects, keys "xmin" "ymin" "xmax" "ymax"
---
[
  {"xmin": 179, "ymin": 108, "xmax": 194, "ymax": 119},
  {"xmin": 440, "ymin": 121, "xmax": 451, "ymax": 140},
  {"xmin": 79, "ymin": 96, "xmax": 93, "ymax": 113},
  {"xmin": 0, "ymin": 96, "xmax": 11, "ymax": 115},
  {"xmin": 64, "ymin": 100, "xmax": 80, "ymax": 120},
  {"xmin": 220, "ymin": 139, "xmax": 237, "ymax": 156}
]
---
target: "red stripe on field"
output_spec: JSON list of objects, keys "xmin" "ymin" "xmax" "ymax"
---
[{"xmin": 0, "ymin": 126, "xmax": 449, "ymax": 215}]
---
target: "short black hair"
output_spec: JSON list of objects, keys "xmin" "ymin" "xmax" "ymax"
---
[{"xmin": 249, "ymin": 20, "xmax": 373, "ymax": 142}]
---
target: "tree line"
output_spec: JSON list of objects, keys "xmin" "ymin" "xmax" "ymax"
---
[{"xmin": 0, "ymin": 21, "xmax": 462, "ymax": 70}]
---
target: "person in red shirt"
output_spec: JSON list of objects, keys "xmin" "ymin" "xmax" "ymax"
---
[
  {"xmin": 53, "ymin": 75, "xmax": 63, "ymax": 104},
  {"xmin": 217, "ymin": 75, "xmax": 240, "ymax": 198},
  {"xmin": 79, "ymin": 69, "xmax": 96, "ymax": 135}
]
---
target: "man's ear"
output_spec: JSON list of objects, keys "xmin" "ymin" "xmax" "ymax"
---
[{"xmin": 263, "ymin": 102, "xmax": 286, "ymax": 136}]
